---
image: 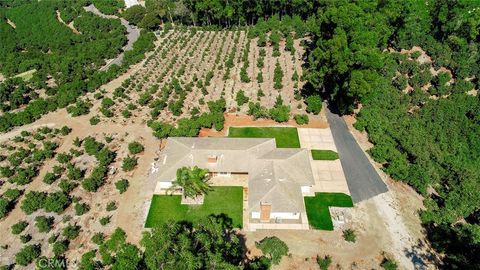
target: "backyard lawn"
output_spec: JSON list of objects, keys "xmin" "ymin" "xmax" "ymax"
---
[
  {"xmin": 145, "ymin": 186, "xmax": 243, "ymax": 228},
  {"xmin": 311, "ymin": 149, "xmax": 339, "ymax": 160},
  {"xmin": 228, "ymin": 127, "xmax": 300, "ymax": 148},
  {"xmin": 304, "ymin": 193, "xmax": 353, "ymax": 230}
]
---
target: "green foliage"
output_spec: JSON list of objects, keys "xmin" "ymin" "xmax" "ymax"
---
[
  {"xmin": 381, "ymin": 258, "xmax": 398, "ymax": 270},
  {"xmin": 128, "ymin": 141, "xmax": 144, "ymax": 155},
  {"xmin": 294, "ymin": 114, "xmax": 309, "ymax": 125},
  {"xmin": 256, "ymin": 236, "xmax": 289, "ymax": 265},
  {"xmin": 343, "ymin": 229, "xmax": 356, "ymax": 243},
  {"xmin": 52, "ymin": 239, "xmax": 69, "ymax": 256},
  {"xmin": 172, "ymin": 166, "xmax": 211, "ymax": 198},
  {"xmin": 122, "ymin": 156, "xmax": 138, "ymax": 171},
  {"xmin": 122, "ymin": 5, "xmax": 146, "ymax": 25},
  {"xmin": 11, "ymin": 221, "xmax": 28, "ymax": 235},
  {"xmin": 35, "ymin": 216, "xmax": 54, "ymax": 233},
  {"xmin": 63, "ymin": 224, "xmax": 81, "ymax": 240},
  {"xmin": 15, "ymin": 244, "xmax": 41, "ymax": 266},
  {"xmin": 115, "ymin": 179, "xmax": 129, "ymax": 194},
  {"xmin": 305, "ymin": 95, "xmax": 322, "ymax": 115},
  {"xmin": 273, "ymin": 61, "xmax": 283, "ymax": 89},
  {"xmin": 235, "ymin": 90, "xmax": 249, "ymax": 106},
  {"xmin": 317, "ymin": 255, "xmax": 332, "ymax": 270},
  {"xmin": 75, "ymin": 202, "xmax": 90, "ymax": 216}
]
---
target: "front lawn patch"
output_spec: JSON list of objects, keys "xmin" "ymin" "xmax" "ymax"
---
[
  {"xmin": 228, "ymin": 127, "xmax": 300, "ymax": 148},
  {"xmin": 311, "ymin": 150, "xmax": 339, "ymax": 160},
  {"xmin": 304, "ymin": 193, "xmax": 353, "ymax": 230},
  {"xmin": 145, "ymin": 186, "xmax": 243, "ymax": 228}
]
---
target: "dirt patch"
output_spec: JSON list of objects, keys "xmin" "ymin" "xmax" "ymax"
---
[{"xmin": 199, "ymin": 113, "xmax": 328, "ymax": 137}]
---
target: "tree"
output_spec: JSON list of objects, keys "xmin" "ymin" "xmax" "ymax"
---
[
  {"xmin": 170, "ymin": 166, "xmax": 211, "ymax": 198},
  {"xmin": 63, "ymin": 224, "xmax": 81, "ymax": 240},
  {"xmin": 128, "ymin": 141, "xmax": 144, "ymax": 155},
  {"xmin": 343, "ymin": 229, "xmax": 356, "ymax": 242},
  {"xmin": 115, "ymin": 179, "xmax": 129, "ymax": 194},
  {"xmin": 317, "ymin": 255, "xmax": 332, "ymax": 270},
  {"xmin": 122, "ymin": 156, "xmax": 138, "ymax": 171},
  {"xmin": 235, "ymin": 90, "xmax": 249, "ymax": 106},
  {"xmin": 11, "ymin": 221, "xmax": 28, "ymax": 235},
  {"xmin": 122, "ymin": 5, "xmax": 147, "ymax": 25},
  {"xmin": 381, "ymin": 258, "xmax": 398, "ymax": 270},
  {"xmin": 141, "ymin": 216, "xmax": 245, "ymax": 269},
  {"xmin": 35, "ymin": 216, "xmax": 54, "ymax": 233},
  {"xmin": 305, "ymin": 95, "xmax": 322, "ymax": 115},
  {"xmin": 52, "ymin": 240, "xmax": 69, "ymax": 256},
  {"xmin": 294, "ymin": 114, "xmax": 309, "ymax": 125},
  {"xmin": 256, "ymin": 236, "xmax": 289, "ymax": 265},
  {"xmin": 15, "ymin": 244, "xmax": 41, "ymax": 266}
]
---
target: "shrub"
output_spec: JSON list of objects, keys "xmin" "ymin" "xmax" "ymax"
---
[
  {"xmin": 20, "ymin": 234, "xmax": 32, "ymax": 243},
  {"xmin": 256, "ymin": 236, "xmax": 289, "ymax": 265},
  {"xmin": 317, "ymin": 255, "xmax": 332, "ymax": 270},
  {"xmin": 305, "ymin": 95, "xmax": 322, "ymax": 115},
  {"xmin": 92, "ymin": 232, "xmax": 105, "ymax": 245},
  {"xmin": 343, "ymin": 229, "xmax": 356, "ymax": 242},
  {"xmin": 115, "ymin": 179, "xmax": 129, "ymax": 194},
  {"xmin": 15, "ymin": 244, "xmax": 41, "ymax": 266},
  {"xmin": 381, "ymin": 258, "xmax": 398, "ymax": 270},
  {"xmin": 100, "ymin": 216, "xmax": 111, "ymax": 226},
  {"xmin": 53, "ymin": 240, "xmax": 69, "ymax": 256},
  {"xmin": 122, "ymin": 156, "xmax": 138, "ymax": 171},
  {"xmin": 128, "ymin": 141, "xmax": 144, "ymax": 155},
  {"xmin": 294, "ymin": 114, "xmax": 309, "ymax": 125},
  {"xmin": 11, "ymin": 221, "xmax": 28, "ymax": 235},
  {"xmin": 75, "ymin": 202, "xmax": 90, "ymax": 216},
  {"xmin": 89, "ymin": 116, "xmax": 100, "ymax": 125},
  {"xmin": 106, "ymin": 201, "xmax": 117, "ymax": 211},
  {"xmin": 35, "ymin": 216, "xmax": 54, "ymax": 233},
  {"xmin": 63, "ymin": 224, "xmax": 81, "ymax": 240},
  {"xmin": 269, "ymin": 105, "xmax": 290, "ymax": 123},
  {"xmin": 235, "ymin": 90, "xmax": 249, "ymax": 106}
]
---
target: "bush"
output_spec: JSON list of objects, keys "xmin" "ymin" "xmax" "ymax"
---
[
  {"xmin": 316, "ymin": 255, "xmax": 332, "ymax": 270},
  {"xmin": 343, "ymin": 229, "xmax": 356, "ymax": 242},
  {"xmin": 63, "ymin": 224, "xmax": 81, "ymax": 240},
  {"xmin": 269, "ymin": 105, "xmax": 290, "ymax": 123},
  {"xmin": 305, "ymin": 95, "xmax": 322, "ymax": 115},
  {"xmin": 100, "ymin": 216, "xmax": 111, "ymax": 226},
  {"xmin": 75, "ymin": 202, "xmax": 90, "ymax": 216},
  {"xmin": 15, "ymin": 244, "xmax": 41, "ymax": 266},
  {"xmin": 256, "ymin": 236, "xmax": 289, "ymax": 265},
  {"xmin": 20, "ymin": 234, "xmax": 32, "ymax": 243},
  {"xmin": 235, "ymin": 90, "xmax": 249, "ymax": 106},
  {"xmin": 52, "ymin": 240, "xmax": 69, "ymax": 256},
  {"xmin": 35, "ymin": 216, "xmax": 54, "ymax": 233},
  {"xmin": 11, "ymin": 221, "xmax": 28, "ymax": 235},
  {"xmin": 89, "ymin": 116, "xmax": 100, "ymax": 125},
  {"xmin": 381, "ymin": 258, "xmax": 398, "ymax": 270},
  {"xmin": 294, "ymin": 114, "xmax": 309, "ymax": 125},
  {"xmin": 106, "ymin": 201, "xmax": 117, "ymax": 211},
  {"xmin": 115, "ymin": 179, "xmax": 129, "ymax": 194},
  {"xmin": 122, "ymin": 156, "xmax": 138, "ymax": 171},
  {"xmin": 128, "ymin": 141, "xmax": 144, "ymax": 155},
  {"xmin": 91, "ymin": 232, "xmax": 105, "ymax": 245}
]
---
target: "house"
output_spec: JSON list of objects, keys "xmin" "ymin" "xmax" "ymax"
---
[{"xmin": 149, "ymin": 137, "xmax": 315, "ymax": 229}]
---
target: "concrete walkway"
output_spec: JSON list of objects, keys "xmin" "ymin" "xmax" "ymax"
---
[{"xmin": 325, "ymin": 106, "xmax": 388, "ymax": 203}]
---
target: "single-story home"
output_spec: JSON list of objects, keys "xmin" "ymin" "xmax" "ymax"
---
[{"xmin": 149, "ymin": 137, "xmax": 315, "ymax": 228}]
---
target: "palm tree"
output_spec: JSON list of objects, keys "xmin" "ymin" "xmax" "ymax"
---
[{"xmin": 170, "ymin": 166, "xmax": 211, "ymax": 198}]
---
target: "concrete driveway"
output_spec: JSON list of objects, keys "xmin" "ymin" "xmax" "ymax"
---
[{"xmin": 298, "ymin": 128, "xmax": 351, "ymax": 195}]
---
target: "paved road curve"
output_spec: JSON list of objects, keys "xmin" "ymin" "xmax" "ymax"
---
[
  {"xmin": 84, "ymin": 4, "xmax": 140, "ymax": 70},
  {"xmin": 326, "ymin": 105, "xmax": 388, "ymax": 203}
]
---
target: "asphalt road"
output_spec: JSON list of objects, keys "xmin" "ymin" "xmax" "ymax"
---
[
  {"xmin": 84, "ymin": 5, "xmax": 140, "ymax": 70},
  {"xmin": 326, "ymin": 105, "xmax": 388, "ymax": 203}
]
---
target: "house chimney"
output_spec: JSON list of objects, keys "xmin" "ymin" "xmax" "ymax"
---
[
  {"xmin": 207, "ymin": 155, "xmax": 218, "ymax": 164},
  {"xmin": 260, "ymin": 202, "xmax": 271, "ymax": 222}
]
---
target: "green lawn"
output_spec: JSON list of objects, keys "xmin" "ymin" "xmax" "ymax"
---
[
  {"xmin": 228, "ymin": 127, "xmax": 300, "ymax": 148},
  {"xmin": 304, "ymin": 193, "xmax": 353, "ymax": 230},
  {"xmin": 311, "ymin": 150, "xmax": 339, "ymax": 160},
  {"xmin": 145, "ymin": 186, "xmax": 243, "ymax": 228}
]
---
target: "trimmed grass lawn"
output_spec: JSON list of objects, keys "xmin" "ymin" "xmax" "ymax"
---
[
  {"xmin": 145, "ymin": 186, "xmax": 243, "ymax": 228},
  {"xmin": 311, "ymin": 149, "xmax": 339, "ymax": 160},
  {"xmin": 228, "ymin": 127, "xmax": 300, "ymax": 148},
  {"xmin": 304, "ymin": 193, "xmax": 353, "ymax": 230}
]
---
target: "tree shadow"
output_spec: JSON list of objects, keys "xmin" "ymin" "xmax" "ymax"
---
[{"xmin": 403, "ymin": 239, "xmax": 443, "ymax": 269}]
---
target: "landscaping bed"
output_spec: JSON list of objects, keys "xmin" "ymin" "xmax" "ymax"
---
[
  {"xmin": 304, "ymin": 193, "xmax": 353, "ymax": 230},
  {"xmin": 228, "ymin": 127, "xmax": 300, "ymax": 148},
  {"xmin": 311, "ymin": 149, "xmax": 339, "ymax": 160},
  {"xmin": 145, "ymin": 186, "xmax": 243, "ymax": 228}
]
